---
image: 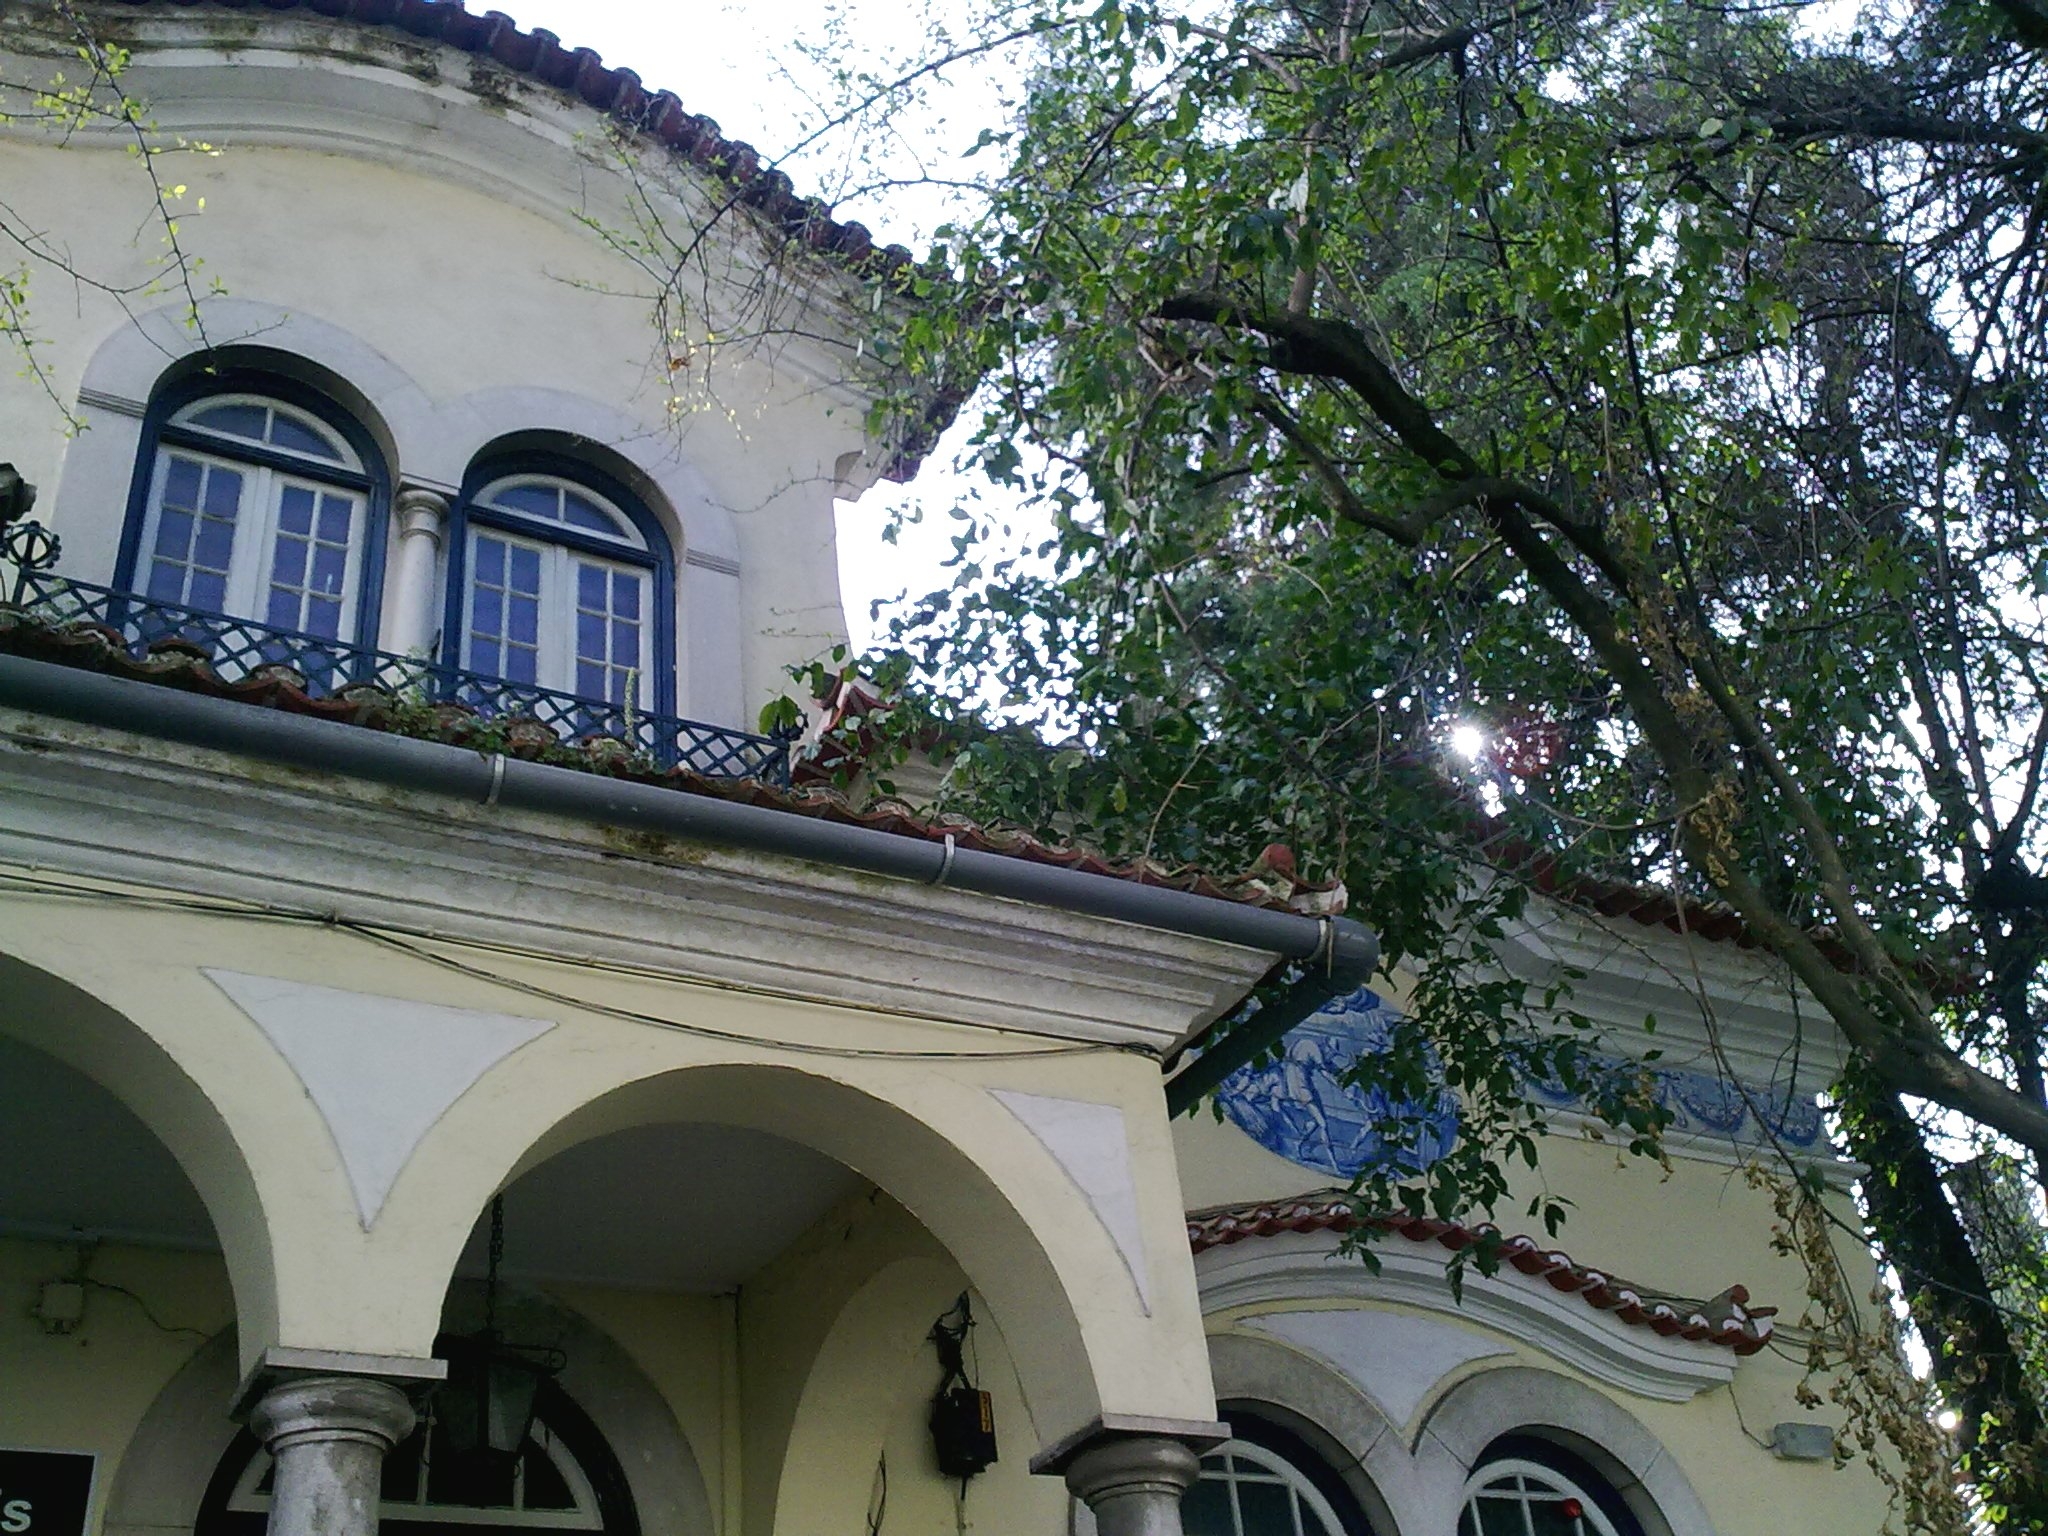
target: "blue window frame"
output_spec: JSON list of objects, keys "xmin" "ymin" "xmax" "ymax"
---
[
  {"xmin": 441, "ymin": 455, "xmax": 677, "ymax": 719},
  {"xmin": 115, "ymin": 370, "xmax": 391, "ymax": 649}
]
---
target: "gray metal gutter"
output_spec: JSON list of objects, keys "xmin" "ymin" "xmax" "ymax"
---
[{"xmin": 0, "ymin": 656, "xmax": 1379, "ymax": 1040}]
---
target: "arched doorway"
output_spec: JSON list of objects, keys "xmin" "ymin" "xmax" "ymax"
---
[{"xmin": 195, "ymin": 1377, "xmax": 637, "ymax": 1536}]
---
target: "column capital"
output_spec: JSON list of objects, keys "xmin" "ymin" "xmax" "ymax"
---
[
  {"xmin": 233, "ymin": 1344, "xmax": 445, "ymax": 1421},
  {"xmin": 394, "ymin": 485, "xmax": 451, "ymax": 542},
  {"xmin": 1063, "ymin": 1436, "xmax": 1203, "ymax": 1506},
  {"xmin": 247, "ymin": 1376, "xmax": 417, "ymax": 1455},
  {"xmin": 1032, "ymin": 1414, "xmax": 1230, "ymax": 1477}
]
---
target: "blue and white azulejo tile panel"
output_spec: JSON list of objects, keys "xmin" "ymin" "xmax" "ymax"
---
[
  {"xmin": 1521, "ymin": 1058, "xmax": 1825, "ymax": 1149},
  {"xmin": 1213, "ymin": 986, "xmax": 1461, "ymax": 1178}
]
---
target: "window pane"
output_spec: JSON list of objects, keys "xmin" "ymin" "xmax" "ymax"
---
[
  {"xmin": 490, "ymin": 482, "xmax": 560, "ymax": 520},
  {"xmin": 162, "ymin": 456, "xmax": 203, "ymax": 512},
  {"xmin": 145, "ymin": 559, "xmax": 187, "ymax": 603},
  {"xmin": 271, "ymin": 537, "xmax": 308, "ymax": 588},
  {"xmin": 265, "ymin": 585, "xmax": 300, "ymax": 629},
  {"xmin": 268, "ymin": 411, "xmax": 344, "ymax": 461},
  {"xmin": 473, "ymin": 585, "xmax": 503, "ymax": 638},
  {"xmin": 510, "ymin": 592, "xmax": 539, "ymax": 646},
  {"xmin": 188, "ymin": 402, "xmax": 269, "ymax": 442},
  {"xmin": 613, "ymin": 573, "xmax": 639, "ymax": 620},
  {"xmin": 476, "ymin": 538, "xmax": 505, "ymax": 583},
  {"xmin": 380, "ymin": 1432, "xmax": 424, "ymax": 1504},
  {"xmin": 276, "ymin": 485, "xmax": 315, "ymax": 536},
  {"xmin": 509, "ymin": 544, "xmax": 542, "ymax": 591},
  {"xmin": 304, "ymin": 595, "xmax": 343, "ymax": 640},
  {"xmin": 316, "ymin": 493, "xmax": 353, "ymax": 545},
  {"xmin": 425, "ymin": 1443, "xmax": 515, "ymax": 1509},
  {"xmin": 1233, "ymin": 1477, "xmax": 1295, "ymax": 1536},
  {"xmin": 1183, "ymin": 1477, "xmax": 1236, "ymax": 1536},
  {"xmin": 310, "ymin": 542, "xmax": 348, "ymax": 598},
  {"xmin": 561, "ymin": 488, "xmax": 620, "ymax": 536},
  {"xmin": 154, "ymin": 507, "xmax": 195, "ymax": 561},
  {"xmin": 188, "ymin": 568, "xmax": 229, "ymax": 611},
  {"xmin": 203, "ymin": 464, "xmax": 245, "ymax": 518},
  {"xmin": 521, "ymin": 1442, "xmax": 576, "ymax": 1511},
  {"xmin": 193, "ymin": 511, "xmax": 237, "ymax": 573}
]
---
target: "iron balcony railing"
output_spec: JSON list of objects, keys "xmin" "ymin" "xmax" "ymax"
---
[{"xmin": 6, "ymin": 569, "xmax": 794, "ymax": 785}]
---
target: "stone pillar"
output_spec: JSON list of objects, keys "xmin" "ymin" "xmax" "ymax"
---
[
  {"xmin": 385, "ymin": 487, "xmax": 450, "ymax": 659},
  {"xmin": 248, "ymin": 1376, "xmax": 416, "ymax": 1536},
  {"xmin": 1065, "ymin": 1436, "xmax": 1203, "ymax": 1536}
]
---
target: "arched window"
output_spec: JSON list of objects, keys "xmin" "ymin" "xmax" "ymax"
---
[
  {"xmin": 444, "ymin": 458, "xmax": 674, "ymax": 719},
  {"xmin": 1459, "ymin": 1441, "xmax": 1644, "ymax": 1536},
  {"xmin": 1184, "ymin": 1412, "xmax": 1378, "ymax": 1536},
  {"xmin": 121, "ymin": 378, "xmax": 387, "ymax": 645},
  {"xmin": 197, "ymin": 1381, "xmax": 638, "ymax": 1536}
]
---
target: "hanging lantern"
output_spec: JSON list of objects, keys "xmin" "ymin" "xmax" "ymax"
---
[{"xmin": 435, "ymin": 1196, "xmax": 564, "ymax": 1465}]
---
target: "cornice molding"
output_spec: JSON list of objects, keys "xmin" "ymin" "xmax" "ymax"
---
[
  {"xmin": 1197, "ymin": 1229, "xmax": 1740, "ymax": 1404},
  {"xmin": 0, "ymin": 710, "xmax": 1272, "ymax": 1048}
]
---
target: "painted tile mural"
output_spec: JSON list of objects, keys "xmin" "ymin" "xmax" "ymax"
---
[
  {"xmin": 1214, "ymin": 985, "xmax": 1828, "ymax": 1180},
  {"xmin": 1213, "ymin": 986, "xmax": 1461, "ymax": 1178}
]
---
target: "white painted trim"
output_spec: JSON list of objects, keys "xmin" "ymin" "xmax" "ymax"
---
[
  {"xmin": 1236, "ymin": 1310, "xmax": 1510, "ymax": 1431},
  {"xmin": 1417, "ymin": 1367, "xmax": 1719, "ymax": 1536},
  {"xmin": 1198, "ymin": 1230, "xmax": 1739, "ymax": 1403},
  {"xmin": 992, "ymin": 1090, "xmax": 1152, "ymax": 1312},
  {"xmin": 204, "ymin": 969, "xmax": 555, "ymax": 1229}
]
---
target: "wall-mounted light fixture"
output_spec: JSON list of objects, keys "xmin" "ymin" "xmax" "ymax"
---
[{"xmin": 927, "ymin": 1292, "xmax": 997, "ymax": 1480}]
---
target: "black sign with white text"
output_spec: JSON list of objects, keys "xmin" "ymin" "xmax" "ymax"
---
[{"xmin": 0, "ymin": 1449, "xmax": 96, "ymax": 1536}]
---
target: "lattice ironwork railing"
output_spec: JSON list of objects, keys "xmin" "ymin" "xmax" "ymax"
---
[{"xmin": 6, "ymin": 570, "xmax": 793, "ymax": 785}]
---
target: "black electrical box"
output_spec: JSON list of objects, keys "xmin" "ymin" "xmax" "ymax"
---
[{"xmin": 930, "ymin": 1386, "xmax": 998, "ymax": 1478}]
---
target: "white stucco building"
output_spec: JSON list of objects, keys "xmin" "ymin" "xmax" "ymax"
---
[{"xmin": 0, "ymin": 7, "xmax": 1893, "ymax": 1536}]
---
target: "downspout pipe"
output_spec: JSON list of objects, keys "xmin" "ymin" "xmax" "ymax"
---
[
  {"xmin": 1160, "ymin": 936, "xmax": 1379, "ymax": 1117},
  {"xmin": 0, "ymin": 654, "xmax": 1378, "ymax": 996}
]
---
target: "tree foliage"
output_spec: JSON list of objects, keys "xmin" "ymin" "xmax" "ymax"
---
[{"xmin": 792, "ymin": 0, "xmax": 2048, "ymax": 1524}]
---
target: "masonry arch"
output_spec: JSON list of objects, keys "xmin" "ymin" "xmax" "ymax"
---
[
  {"xmin": 1204, "ymin": 1332, "xmax": 1407, "ymax": 1536},
  {"xmin": 375, "ymin": 1055, "xmax": 1163, "ymax": 1460},
  {"xmin": 520, "ymin": 1064, "xmax": 1109, "ymax": 1442},
  {"xmin": 0, "ymin": 952, "xmax": 276, "ymax": 1355},
  {"xmin": 438, "ymin": 393, "xmax": 736, "ymax": 567},
  {"xmin": 1414, "ymin": 1367, "xmax": 1715, "ymax": 1536}
]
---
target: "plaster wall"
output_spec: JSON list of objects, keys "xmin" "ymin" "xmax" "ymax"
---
[
  {"xmin": 0, "ymin": 9, "xmax": 897, "ymax": 723},
  {"xmin": 1174, "ymin": 1019, "xmax": 1898, "ymax": 1536},
  {"xmin": 0, "ymin": 875, "xmax": 1218, "ymax": 1452},
  {"xmin": 739, "ymin": 1192, "xmax": 1063, "ymax": 1536},
  {"xmin": 0, "ymin": 1236, "xmax": 230, "ymax": 1515}
]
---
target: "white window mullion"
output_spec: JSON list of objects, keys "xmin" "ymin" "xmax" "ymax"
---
[
  {"xmin": 223, "ymin": 464, "xmax": 274, "ymax": 623},
  {"xmin": 541, "ymin": 545, "xmax": 575, "ymax": 696}
]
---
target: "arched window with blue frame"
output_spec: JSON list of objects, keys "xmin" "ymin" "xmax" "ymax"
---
[
  {"xmin": 442, "ymin": 454, "xmax": 677, "ymax": 727},
  {"xmin": 116, "ymin": 370, "xmax": 391, "ymax": 650}
]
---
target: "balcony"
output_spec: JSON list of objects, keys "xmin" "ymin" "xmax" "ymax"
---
[{"xmin": 2, "ymin": 569, "xmax": 793, "ymax": 785}]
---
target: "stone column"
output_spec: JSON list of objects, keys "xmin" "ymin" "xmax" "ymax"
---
[
  {"xmin": 1065, "ymin": 1436, "xmax": 1203, "ymax": 1536},
  {"xmin": 248, "ymin": 1376, "xmax": 416, "ymax": 1536},
  {"xmin": 385, "ymin": 487, "xmax": 450, "ymax": 659}
]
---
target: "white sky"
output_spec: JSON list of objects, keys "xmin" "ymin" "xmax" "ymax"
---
[{"xmin": 500, "ymin": 0, "xmax": 999, "ymax": 654}]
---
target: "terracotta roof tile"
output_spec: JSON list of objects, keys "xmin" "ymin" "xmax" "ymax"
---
[{"xmin": 1186, "ymin": 1193, "xmax": 1776, "ymax": 1355}]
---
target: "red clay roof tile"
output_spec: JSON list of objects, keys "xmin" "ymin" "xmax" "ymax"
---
[{"xmin": 1187, "ymin": 1193, "xmax": 1775, "ymax": 1355}]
